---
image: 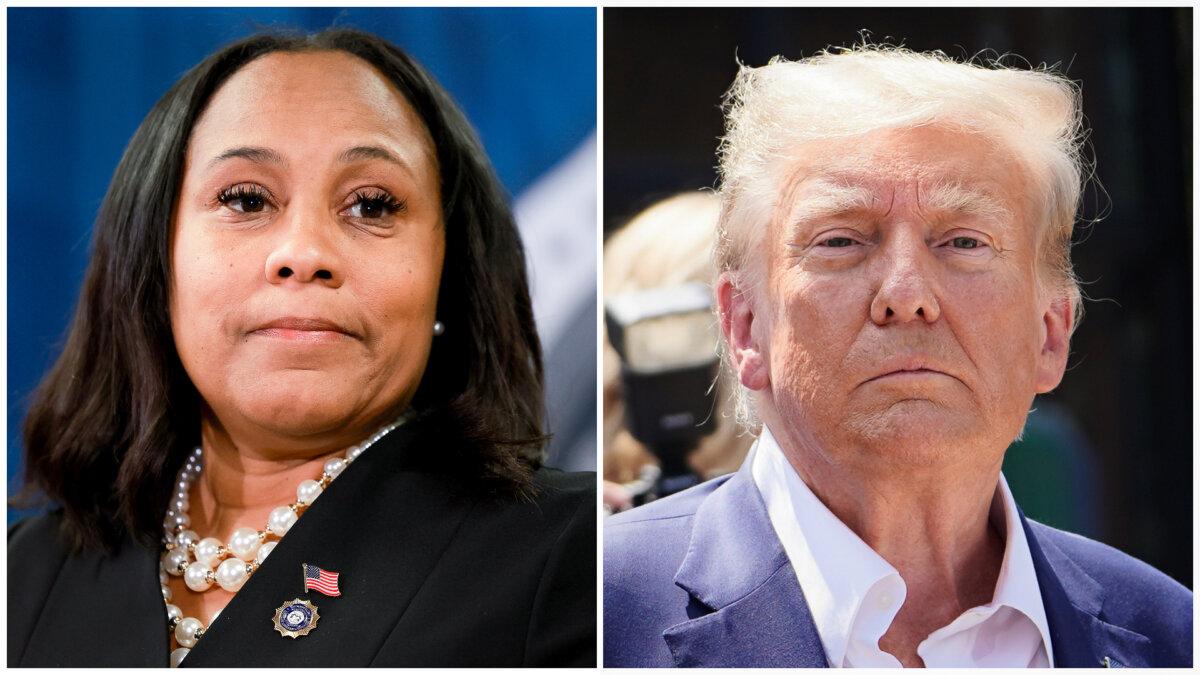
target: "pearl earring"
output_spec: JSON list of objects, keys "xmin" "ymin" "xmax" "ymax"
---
[{"xmin": 432, "ymin": 320, "xmax": 445, "ymax": 336}]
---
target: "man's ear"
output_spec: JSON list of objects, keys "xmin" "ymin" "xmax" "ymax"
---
[
  {"xmin": 716, "ymin": 271, "xmax": 770, "ymax": 391},
  {"xmin": 1034, "ymin": 292, "xmax": 1074, "ymax": 393}
]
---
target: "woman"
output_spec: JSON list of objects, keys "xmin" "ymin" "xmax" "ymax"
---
[{"xmin": 8, "ymin": 29, "xmax": 595, "ymax": 667}]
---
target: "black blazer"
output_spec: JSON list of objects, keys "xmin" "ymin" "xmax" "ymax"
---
[{"xmin": 8, "ymin": 418, "xmax": 596, "ymax": 667}]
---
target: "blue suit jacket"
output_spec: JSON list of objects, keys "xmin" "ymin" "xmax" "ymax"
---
[{"xmin": 604, "ymin": 457, "xmax": 1192, "ymax": 667}]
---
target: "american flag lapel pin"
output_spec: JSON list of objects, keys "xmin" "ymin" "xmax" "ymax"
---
[
  {"xmin": 302, "ymin": 563, "xmax": 342, "ymax": 597},
  {"xmin": 271, "ymin": 564, "xmax": 341, "ymax": 639}
]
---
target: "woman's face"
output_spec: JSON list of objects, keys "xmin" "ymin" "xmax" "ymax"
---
[{"xmin": 171, "ymin": 51, "xmax": 444, "ymax": 451}]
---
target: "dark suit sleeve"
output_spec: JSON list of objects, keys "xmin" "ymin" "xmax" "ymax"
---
[
  {"xmin": 8, "ymin": 513, "xmax": 70, "ymax": 666},
  {"xmin": 522, "ymin": 487, "xmax": 597, "ymax": 666}
]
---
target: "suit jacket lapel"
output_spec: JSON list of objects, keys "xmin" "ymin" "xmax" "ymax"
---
[
  {"xmin": 18, "ymin": 530, "xmax": 167, "ymax": 666},
  {"xmin": 184, "ymin": 420, "xmax": 477, "ymax": 666},
  {"xmin": 660, "ymin": 464, "xmax": 1153, "ymax": 669},
  {"xmin": 663, "ymin": 456, "xmax": 828, "ymax": 668},
  {"xmin": 1022, "ymin": 513, "xmax": 1151, "ymax": 668}
]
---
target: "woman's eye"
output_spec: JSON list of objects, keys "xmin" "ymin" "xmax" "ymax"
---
[
  {"xmin": 217, "ymin": 186, "xmax": 270, "ymax": 214},
  {"xmin": 349, "ymin": 197, "xmax": 389, "ymax": 219},
  {"xmin": 343, "ymin": 191, "xmax": 405, "ymax": 220},
  {"xmin": 819, "ymin": 237, "xmax": 858, "ymax": 248}
]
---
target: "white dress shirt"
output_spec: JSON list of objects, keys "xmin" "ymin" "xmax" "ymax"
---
[{"xmin": 751, "ymin": 425, "xmax": 1054, "ymax": 667}]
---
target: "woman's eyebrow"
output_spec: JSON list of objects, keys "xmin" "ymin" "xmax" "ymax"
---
[
  {"xmin": 206, "ymin": 145, "xmax": 285, "ymax": 170},
  {"xmin": 337, "ymin": 145, "xmax": 414, "ymax": 177},
  {"xmin": 204, "ymin": 144, "xmax": 415, "ymax": 176}
]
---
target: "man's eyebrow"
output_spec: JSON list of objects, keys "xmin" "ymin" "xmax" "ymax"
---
[
  {"xmin": 337, "ymin": 145, "xmax": 414, "ymax": 176},
  {"xmin": 788, "ymin": 180, "xmax": 877, "ymax": 225},
  {"xmin": 207, "ymin": 146, "xmax": 286, "ymax": 170},
  {"xmin": 922, "ymin": 181, "xmax": 1014, "ymax": 225}
]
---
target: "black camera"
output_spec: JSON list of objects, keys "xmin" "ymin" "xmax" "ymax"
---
[{"xmin": 605, "ymin": 282, "xmax": 719, "ymax": 501}]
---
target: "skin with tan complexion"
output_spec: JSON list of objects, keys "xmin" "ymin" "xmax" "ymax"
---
[
  {"xmin": 166, "ymin": 51, "xmax": 444, "ymax": 626},
  {"xmin": 717, "ymin": 126, "xmax": 1073, "ymax": 666}
]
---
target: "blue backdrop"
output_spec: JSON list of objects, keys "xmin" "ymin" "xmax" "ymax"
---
[{"xmin": 8, "ymin": 7, "xmax": 597, "ymax": 523}]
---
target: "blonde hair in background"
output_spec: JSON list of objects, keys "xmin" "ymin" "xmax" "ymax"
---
[
  {"xmin": 604, "ymin": 192, "xmax": 753, "ymax": 483},
  {"xmin": 714, "ymin": 43, "xmax": 1092, "ymax": 429}
]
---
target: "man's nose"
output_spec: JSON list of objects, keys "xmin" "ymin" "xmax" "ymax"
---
[
  {"xmin": 263, "ymin": 205, "xmax": 344, "ymax": 288},
  {"xmin": 869, "ymin": 238, "xmax": 941, "ymax": 325}
]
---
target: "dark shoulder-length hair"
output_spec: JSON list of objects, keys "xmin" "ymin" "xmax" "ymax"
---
[{"xmin": 20, "ymin": 28, "xmax": 547, "ymax": 551}]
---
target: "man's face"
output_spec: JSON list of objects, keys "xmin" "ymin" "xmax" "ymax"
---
[{"xmin": 721, "ymin": 125, "xmax": 1072, "ymax": 473}]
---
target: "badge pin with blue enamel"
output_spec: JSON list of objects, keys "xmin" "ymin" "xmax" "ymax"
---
[{"xmin": 273, "ymin": 598, "xmax": 320, "ymax": 638}]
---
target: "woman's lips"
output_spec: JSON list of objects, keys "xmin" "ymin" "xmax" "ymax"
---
[{"xmin": 249, "ymin": 317, "xmax": 358, "ymax": 342}]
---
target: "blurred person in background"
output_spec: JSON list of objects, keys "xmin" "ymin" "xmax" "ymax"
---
[{"xmin": 603, "ymin": 193, "xmax": 753, "ymax": 513}]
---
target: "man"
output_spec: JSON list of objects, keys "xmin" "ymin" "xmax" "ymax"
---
[{"xmin": 604, "ymin": 46, "xmax": 1192, "ymax": 668}]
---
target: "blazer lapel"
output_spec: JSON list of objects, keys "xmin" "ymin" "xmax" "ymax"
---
[
  {"xmin": 663, "ymin": 455, "xmax": 828, "ymax": 668},
  {"xmin": 659, "ymin": 467, "xmax": 1153, "ymax": 669},
  {"xmin": 18, "ymin": 530, "xmax": 168, "ymax": 666},
  {"xmin": 184, "ymin": 420, "xmax": 477, "ymax": 667},
  {"xmin": 1022, "ymin": 513, "xmax": 1152, "ymax": 668}
]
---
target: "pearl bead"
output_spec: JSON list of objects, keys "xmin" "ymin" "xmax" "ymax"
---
[
  {"xmin": 194, "ymin": 537, "xmax": 224, "ymax": 568},
  {"xmin": 174, "ymin": 617, "xmax": 203, "ymax": 648},
  {"xmin": 254, "ymin": 540, "xmax": 277, "ymax": 564},
  {"xmin": 164, "ymin": 512, "xmax": 190, "ymax": 532},
  {"xmin": 176, "ymin": 479, "xmax": 190, "ymax": 493},
  {"xmin": 159, "ymin": 570, "xmax": 169, "ymax": 585},
  {"xmin": 266, "ymin": 506, "xmax": 297, "ymax": 536},
  {"xmin": 210, "ymin": 608, "xmax": 222, "ymax": 624},
  {"xmin": 175, "ymin": 529, "xmax": 199, "ymax": 550},
  {"xmin": 165, "ymin": 604, "xmax": 182, "ymax": 622},
  {"xmin": 170, "ymin": 647, "xmax": 190, "ymax": 668},
  {"xmin": 161, "ymin": 585, "xmax": 172, "ymax": 602},
  {"xmin": 215, "ymin": 558, "xmax": 249, "ymax": 592},
  {"xmin": 228, "ymin": 527, "xmax": 262, "ymax": 561},
  {"xmin": 162, "ymin": 547, "xmax": 188, "ymax": 576},
  {"xmin": 323, "ymin": 458, "xmax": 346, "ymax": 478},
  {"xmin": 297, "ymin": 479, "xmax": 323, "ymax": 505},
  {"xmin": 184, "ymin": 562, "xmax": 214, "ymax": 592},
  {"xmin": 171, "ymin": 496, "xmax": 189, "ymax": 512},
  {"xmin": 346, "ymin": 444, "xmax": 364, "ymax": 461}
]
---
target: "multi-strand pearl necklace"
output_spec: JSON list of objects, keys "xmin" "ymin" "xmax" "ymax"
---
[{"xmin": 159, "ymin": 416, "xmax": 408, "ymax": 667}]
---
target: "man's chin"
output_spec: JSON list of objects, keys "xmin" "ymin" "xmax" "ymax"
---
[{"xmin": 842, "ymin": 401, "xmax": 983, "ymax": 465}]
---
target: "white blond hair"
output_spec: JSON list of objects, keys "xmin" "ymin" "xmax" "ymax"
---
[{"xmin": 714, "ymin": 44, "xmax": 1090, "ymax": 428}]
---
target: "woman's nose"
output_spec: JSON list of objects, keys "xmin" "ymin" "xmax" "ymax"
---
[{"xmin": 263, "ymin": 209, "xmax": 344, "ymax": 288}]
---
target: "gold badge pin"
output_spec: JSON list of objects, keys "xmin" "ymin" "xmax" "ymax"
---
[{"xmin": 273, "ymin": 598, "xmax": 320, "ymax": 638}]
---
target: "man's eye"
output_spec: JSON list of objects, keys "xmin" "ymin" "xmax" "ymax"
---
[
  {"xmin": 949, "ymin": 236, "xmax": 984, "ymax": 249},
  {"xmin": 217, "ymin": 186, "xmax": 269, "ymax": 214},
  {"xmin": 820, "ymin": 237, "xmax": 857, "ymax": 248}
]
